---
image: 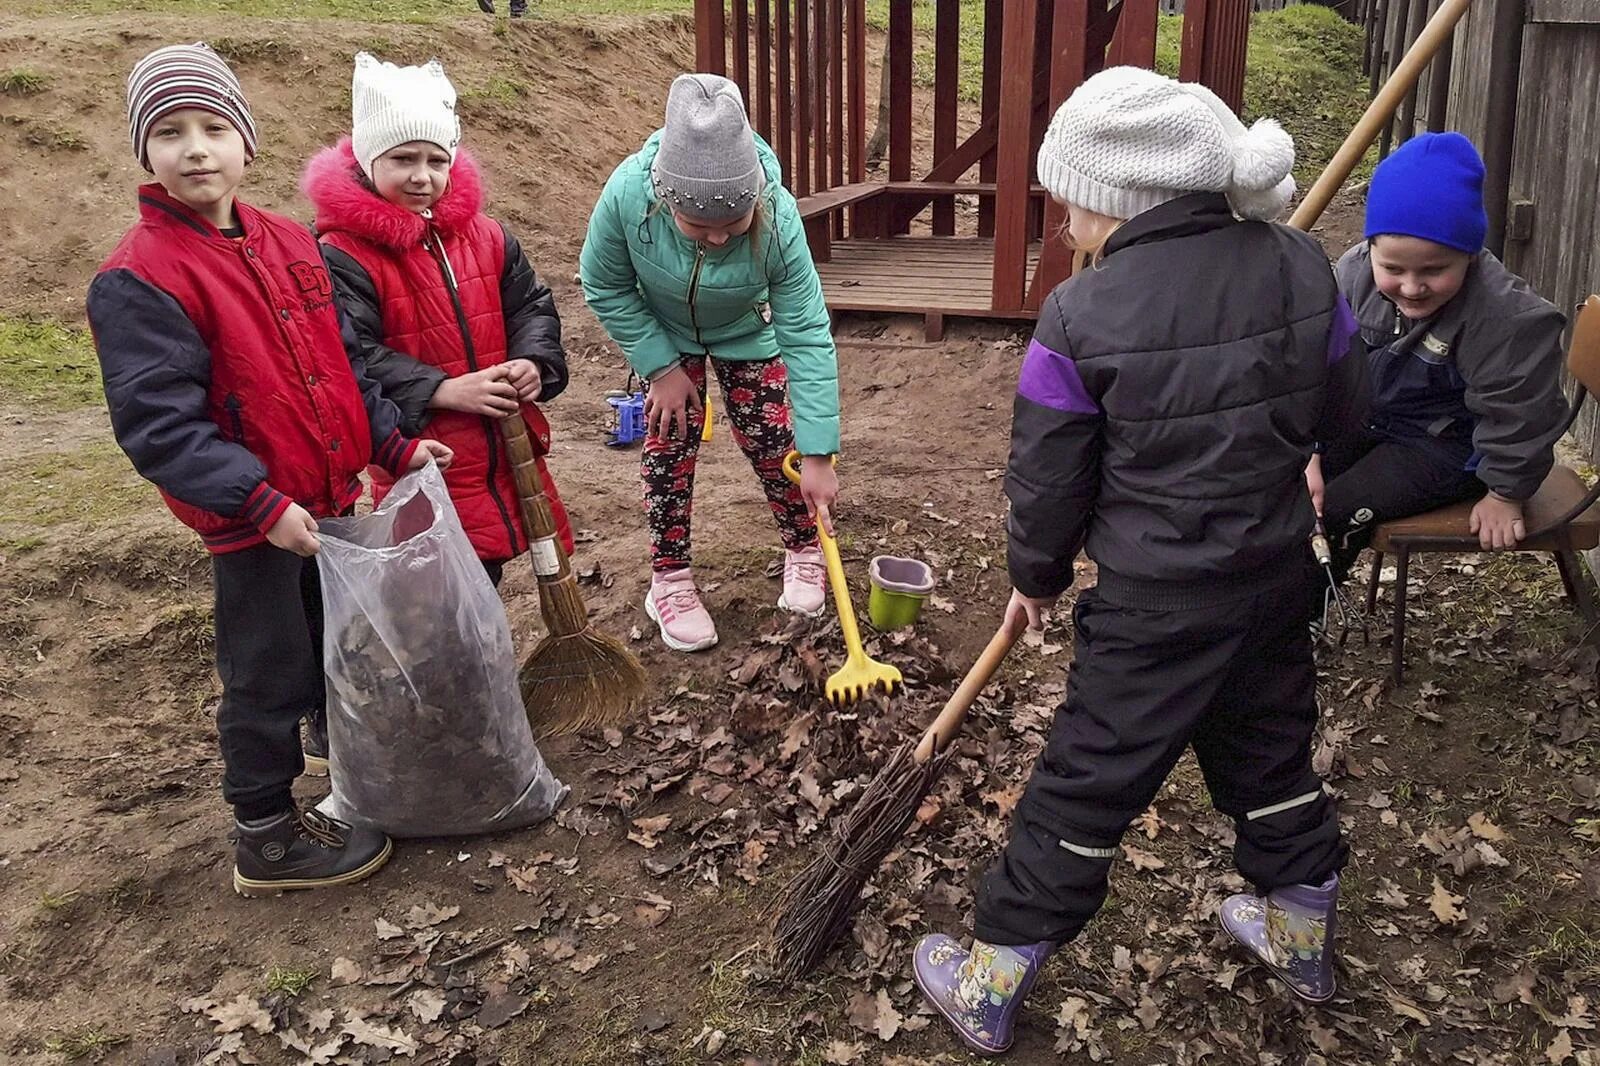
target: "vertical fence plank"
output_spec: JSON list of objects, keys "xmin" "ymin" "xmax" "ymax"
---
[
  {"xmin": 889, "ymin": 0, "xmax": 914, "ymax": 190},
  {"xmin": 1109, "ymin": 0, "xmax": 1158, "ymax": 68},
  {"xmin": 993, "ymin": 0, "xmax": 1039, "ymax": 312},
  {"xmin": 814, "ymin": 0, "xmax": 829, "ymax": 195},
  {"xmin": 978, "ymin": 0, "xmax": 1003, "ymax": 237},
  {"xmin": 932, "ymin": 0, "xmax": 960, "ymax": 235},
  {"xmin": 830, "ymin": 0, "xmax": 845, "ymax": 234},
  {"xmin": 1031, "ymin": 0, "xmax": 1091, "ymax": 309},
  {"xmin": 732, "ymin": 0, "xmax": 751, "ymax": 104},
  {"xmin": 847, "ymin": 0, "xmax": 866, "ymax": 232},
  {"xmin": 796, "ymin": 0, "xmax": 812, "ymax": 197},
  {"xmin": 695, "ymin": 0, "xmax": 727, "ymax": 72},
  {"xmin": 756, "ymin": 0, "xmax": 772, "ymax": 140},
  {"xmin": 778, "ymin": 0, "xmax": 793, "ymax": 187}
]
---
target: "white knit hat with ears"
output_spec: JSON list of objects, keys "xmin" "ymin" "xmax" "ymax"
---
[
  {"xmin": 350, "ymin": 52, "xmax": 462, "ymax": 180},
  {"xmin": 1035, "ymin": 66, "xmax": 1296, "ymax": 222}
]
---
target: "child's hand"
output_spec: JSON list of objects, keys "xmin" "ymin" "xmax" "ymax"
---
[
  {"xmin": 799, "ymin": 455, "xmax": 839, "ymax": 537},
  {"xmin": 644, "ymin": 365, "xmax": 702, "ymax": 442},
  {"xmin": 1304, "ymin": 454, "xmax": 1325, "ymax": 517},
  {"xmin": 432, "ymin": 367, "xmax": 521, "ymax": 417},
  {"xmin": 502, "ymin": 359, "xmax": 543, "ymax": 403},
  {"xmin": 408, "ymin": 439, "xmax": 455, "ymax": 471},
  {"xmin": 1005, "ymin": 587, "xmax": 1057, "ymax": 633},
  {"xmin": 267, "ymin": 503, "xmax": 320, "ymax": 557},
  {"xmin": 1470, "ymin": 492, "xmax": 1525, "ymax": 550}
]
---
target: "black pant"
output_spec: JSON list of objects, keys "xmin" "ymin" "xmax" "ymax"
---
[
  {"xmin": 1321, "ymin": 431, "xmax": 1482, "ymax": 584},
  {"xmin": 973, "ymin": 578, "xmax": 1347, "ymax": 946},
  {"xmin": 213, "ymin": 544, "xmax": 325, "ymax": 820}
]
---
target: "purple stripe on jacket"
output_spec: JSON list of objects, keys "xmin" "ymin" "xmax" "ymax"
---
[
  {"xmin": 1327, "ymin": 295, "xmax": 1359, "ymax": 367},
  {"xmin": 1017, "ymin": 337, "xmax": 1098, "ymax": 415}
]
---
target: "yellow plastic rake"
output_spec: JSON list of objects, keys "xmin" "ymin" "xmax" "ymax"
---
[{"xmin": 781, "ymin": 451, "xmax": 903, "ymax": 705}]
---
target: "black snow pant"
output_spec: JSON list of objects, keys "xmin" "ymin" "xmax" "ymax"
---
[
  {"xmin": 1319, "ymin": 430, "xmax": 1481, "ymax": 589},
  {"xmin": 213, "ymin": 544, "xmax": 325, "ymax": 821},
  {"xmin": 973, "ymin": 574, "xmax": 1348, "ymax": 946}
]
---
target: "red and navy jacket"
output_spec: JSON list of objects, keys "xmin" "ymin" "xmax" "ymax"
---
[
  {"xmin": 302, "ymin": 138, "xmax": 573, "ymax": 562},
  {"xmin": 87, "ymin": 183, "xmax": 418, "ymax": 554}
]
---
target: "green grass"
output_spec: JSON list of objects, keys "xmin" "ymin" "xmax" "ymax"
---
[
  {"xmin": 0, "ymin": 442, "xmax": 148, "ymax": 539},
  {"xmin": 0, "ymin": 317, "xmax": 102, "ymax": 410},
  {"xmin": 265, "ymin": 965, "xmax": 318, "ymax": 998},
  {"xmin": 1242, "ymin": 7, "xmax": 1372, "ymax": 183},
  {"xmin": 0, "ymin": 69, "xmax": 49, "ymax": 95},
  {"xmin": 43, "ymin": 1030, "xmax": 127, "ymax": 1063}
]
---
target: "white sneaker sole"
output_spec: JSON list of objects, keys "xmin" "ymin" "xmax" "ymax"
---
[
  {"xmin": 777, "ymin": 592, "xmax": 827, "ymax": 619},
  {"xmin": 644, "ymin": 593, "xmax": 718, "ymax": 653}
]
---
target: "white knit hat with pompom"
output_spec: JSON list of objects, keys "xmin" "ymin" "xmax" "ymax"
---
[{"xmin": 1035, "ymin": 66, "xmax": 1295, "ymax": 222}]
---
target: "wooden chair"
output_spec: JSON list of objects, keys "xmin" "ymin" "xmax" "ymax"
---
[{"xmin": 1364, "ymin": 295, "xmax": 1600, "ymax": 685}]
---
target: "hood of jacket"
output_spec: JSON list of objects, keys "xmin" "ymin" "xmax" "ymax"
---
[{"xmin": 302, "ymin": 136, "xmax": 486, "ymax": 250}]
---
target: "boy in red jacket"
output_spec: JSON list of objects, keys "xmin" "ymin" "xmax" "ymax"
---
[{"xmin": 86, "ymin": 43, "xmax": 452, "ymax": 897}]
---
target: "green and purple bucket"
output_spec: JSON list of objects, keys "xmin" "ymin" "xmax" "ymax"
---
[{"xmin": 867, "ymin": 555, "xmax": 936, "ymax": 631}]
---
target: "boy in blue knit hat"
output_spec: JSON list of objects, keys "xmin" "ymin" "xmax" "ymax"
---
[{"xmin": 1307, "ymin": 132, "xmax": 1567, "ymax": 625}]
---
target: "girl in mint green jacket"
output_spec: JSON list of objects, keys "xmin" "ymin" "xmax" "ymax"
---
[{"xmin": 580, "ymin": 74, "xmax": 841, "ymax": 653}]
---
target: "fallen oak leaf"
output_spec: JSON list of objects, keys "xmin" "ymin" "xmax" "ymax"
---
[
  {"xmin": 1429, "ymin": 877, "xmax": 1468, "ymax": 926},
  {"xmin": 407, "ymin": 988, "xmax": 447, "ymax": 1025},
  {"xmin": 342, "ymin": 1012, "xmax": 417, "ymax": 1055},
  {"xmin": 329, "ymin": 957, "xmax": 364, "ymax": 986},
  {"xmin": 823, "ymin": 1040, "xmax": 866, "ymax": 1064},
  {"xmin": 1387, "ymin": 993, "xmax": 1433, "ymax": 1027},
  {"xmin": 569, "ymin": 953, "xmax": 606, "ymax": 974},
  {"xmin": 1547, "ymin": 1029, "xmax": 1575, "ymax": 1065},
  {"xmin": 206, "ymin": 993, "xmax": 275, "ymax": 1035},
  {"xmin": 374, "ymin": 918, "xmax": 404, "ymax": 941},
  {"xmin": 1122, "ymin": 844, "xmax": 1165, "ymax": 871},
  {"xmin": 403, "ymin": 902, "xmax": 459, "ymax": 929},
  {"xmin": 1468, "ymin": 812, "xmax": 1509, "ymax": 842},
  {"xmin": 505, "ymin": 866, "xmax": 541, "ymax": 893}
]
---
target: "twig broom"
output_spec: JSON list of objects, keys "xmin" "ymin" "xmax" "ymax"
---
[
  {"xmin": 771, "ymin": 617, "xmax": 1026, "ymax": 980},
  {"xmin": 499, "ymin": 413, "xmax": 648, "ymax": 736}
]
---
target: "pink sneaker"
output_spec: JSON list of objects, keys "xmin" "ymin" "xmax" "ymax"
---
[
  {"xmin": 778, "ymin": 546, "xmax": 827, "ymax": 617},
  {"xmin": 645, "ymin": 568, "xmax": 719, "ymax": 652}
]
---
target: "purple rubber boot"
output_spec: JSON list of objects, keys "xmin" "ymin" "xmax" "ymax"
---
[
  {"xmin": 1221, "ymin": 874, "xmax": 1339, "ymax": 1003},
  {"xmin": 912, "ymin": 933, "xmax": 1054, "ymax": 1056}
]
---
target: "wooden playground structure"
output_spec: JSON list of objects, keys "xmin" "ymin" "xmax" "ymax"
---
[{"xmin": 691, "ymin": 0, "xmax": 1253, "ymax": 337}]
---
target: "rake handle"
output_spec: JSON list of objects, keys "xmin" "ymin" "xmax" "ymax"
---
[
  {"xmin": 913, "ymin": 616, "xmax": 1028, "ymax": 763},
  {"xmin": 1288, "ymin": 0, "xmax": 1472, "ymax": 232},
  {"xmin": 499, "ymin": 412, "xmax": 589, "ymax": 637}
]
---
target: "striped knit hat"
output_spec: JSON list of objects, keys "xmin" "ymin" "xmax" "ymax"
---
[{"xmin": 127, "ymin": 43, "xmax": 258, "ymax": 172}]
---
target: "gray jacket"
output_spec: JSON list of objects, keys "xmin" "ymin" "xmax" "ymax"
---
[{"xmin": 1336, "ymin": 243, "xmax": 1567, "ymax": 501}]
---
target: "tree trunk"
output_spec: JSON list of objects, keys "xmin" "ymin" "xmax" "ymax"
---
[{"xmin": 864, "ymin": 35, "xmax": 891, "ymax": 171}]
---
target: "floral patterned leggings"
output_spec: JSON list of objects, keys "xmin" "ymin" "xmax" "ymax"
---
[{"xmin": 643, "ymin": 356, "xmax": 817, "ymax": 572}]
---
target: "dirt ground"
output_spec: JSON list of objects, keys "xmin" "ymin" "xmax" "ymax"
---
[{"xmin": 1, "ymin": 8, "xmax": 1598, "ymax": 1066}]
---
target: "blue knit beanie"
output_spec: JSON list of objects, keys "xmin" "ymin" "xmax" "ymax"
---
[{"xmin": 1365, "ymin": 132, "xmax": 1487, "ymax": 253}]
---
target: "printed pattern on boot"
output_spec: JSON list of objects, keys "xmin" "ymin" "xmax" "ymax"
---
[
  {"xmin": 302, "ymin": 712, "xmax": 329, "ymax": 778},
  {"xmin": 913, "ymin": 933, "xmax": 1052, "ymax": 1055},
  {"xmin": 1221, "ymin": 875, "xmax": 1338, "ymax": 1003}
]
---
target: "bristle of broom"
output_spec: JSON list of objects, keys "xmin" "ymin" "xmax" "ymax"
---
[
  {"xmin": 520, "ymin": 627, "xmax": 648, "ymax": 738},
  {"xmin": 769, "ymin": 741, "xmax": 953, "ymax": 981}
]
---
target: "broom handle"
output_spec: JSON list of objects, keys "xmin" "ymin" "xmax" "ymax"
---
[
  {"xmin": 913, "ymin": 615, "xmax": 1029, "ymax": 763},
  {"xmin": 498, "ymin": 412, "xmax": 588, "ymax": 637},
  {"xmin": 1288, "ymin": 0, "xmax": 1471, "ymax": 232}
]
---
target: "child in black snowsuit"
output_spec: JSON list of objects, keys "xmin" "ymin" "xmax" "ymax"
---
[
  {"xmin": 1308, "ymin": 132, "xmax": 1566, "ymax": 622},
  {"xmin": 911, "ymin": 67, "xmax": 1369, "ymax": 1056}
]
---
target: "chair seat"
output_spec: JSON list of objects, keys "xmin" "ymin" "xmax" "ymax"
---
[{"xmin": 1371, "ymin": 464, "xmax": 1600, "ymax": 552}]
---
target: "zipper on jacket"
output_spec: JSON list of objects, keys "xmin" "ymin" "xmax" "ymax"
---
[
  {"xmin": 686, "ymin": 244, "xmax": 706, "ymax": 347},
  {"xmin": 224, "ymin": 394, "xmax": 246, "ymax": 448},
  {"xmin": 423, "ymin": 223, "xmax": 523, "ymax": 554}
]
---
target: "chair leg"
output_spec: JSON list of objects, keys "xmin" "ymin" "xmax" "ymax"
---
[
  {"xmin": 1365, "ymin": 550, "xmax": 1384, "ymax": 616},
  {"xmin": 1555, "ymin": 550, "xmax": 1600, "ymax": 623},
  {"xmin": 1390, "ymin": 548, "xmax": 1410, "ymax": 687}
]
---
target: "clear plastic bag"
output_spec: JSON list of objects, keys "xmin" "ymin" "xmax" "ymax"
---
[{"xmin": 314, "ymin": 462, "xmax": 566, "ymax": 837}]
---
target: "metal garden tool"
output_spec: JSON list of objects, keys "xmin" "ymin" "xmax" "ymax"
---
[
  {"xmin": 781, "ymin": 451, "xmax": 901, "ymax": 704},
  {"xmin": 1311, "ymin": 517, "xmax": 1368, "ymax": 646}
]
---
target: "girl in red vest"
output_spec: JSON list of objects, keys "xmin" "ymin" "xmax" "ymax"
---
[{"xmin": 303, "ymin": 51, "xmax": 573, "ymax": 586}]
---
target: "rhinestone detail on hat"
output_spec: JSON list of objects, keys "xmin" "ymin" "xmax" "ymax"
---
[{"xmin": 651, "ymin": 177, "xmax": 758, "ymax": 216}]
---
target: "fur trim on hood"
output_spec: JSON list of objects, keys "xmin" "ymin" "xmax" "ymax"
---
[{"xmin": 301, "ymin": 136, "xmax": 485, "ymax": 249}]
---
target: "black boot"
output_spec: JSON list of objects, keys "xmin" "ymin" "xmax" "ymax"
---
[
  {"xmin": 509, "ymin": 0, "xmax": 527, "ymax": 15},
  {"xmin": 233, "ymin": 807, "xmax": 392, "ymax": 898},
  {"xmin": 476, "ymin": 0, "xmax": 495, "ymax": 11},
  {"xmin": 302, "ymin": 711, "xmax": 329, "ymax": 778}
]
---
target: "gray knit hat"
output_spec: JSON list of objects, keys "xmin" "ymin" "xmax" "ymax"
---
[
  {"xmin": 650, "ymin": 73, "xmax": 764, "ymax": 222},
  {"xmin": 1035, "ymin": 66, "xmax": 1296, "ymax": 222}
]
